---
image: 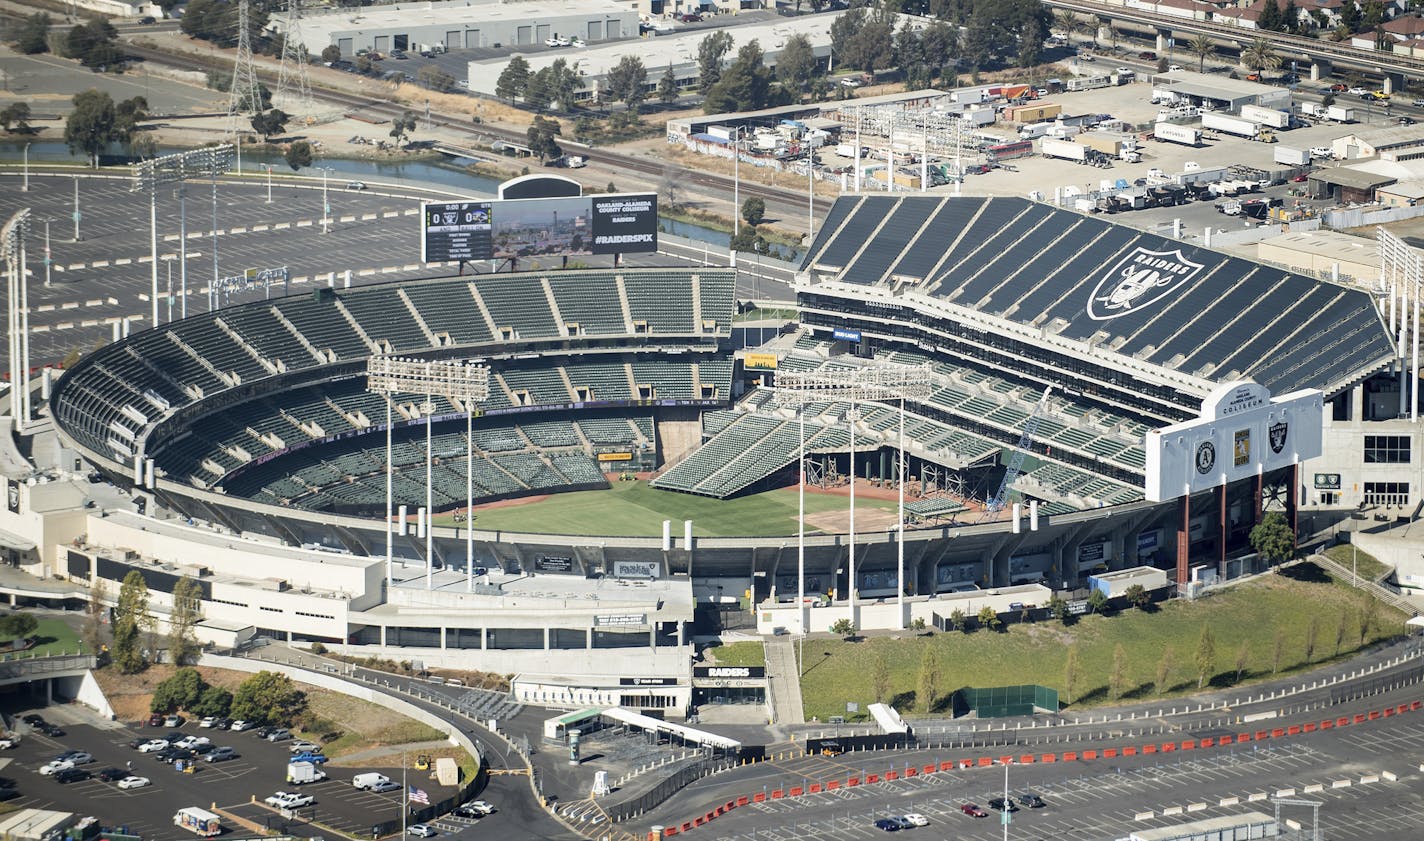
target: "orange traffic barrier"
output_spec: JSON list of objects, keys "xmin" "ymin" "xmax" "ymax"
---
[
  {"xmin": 736, "ymin": 797, "xmax": 748, "ymax": 807},
  {"xmin": 1320, "ymin": 720, "xmax": 1333, "ymax": 730},
  {"xmin": 771, "ymin": 790, "xmax": 783, "ymax": 800},
  {"xmin": 1020, "ymin": 754, "xmax": 1036, "ymax": 764},
  {"xmin": 827, "ymin": 780, "xmax": 840, "ymax": 790},
  {"xmin": 1180, "ymin": 740, "xmax": 1196, "ymax": 750},
  {"xmin": 1041, "ymin": 754, "xmax": 1057, "ymax": 763},
  {"xmin": 1082, "ymin": 750, "xmax": 1098, "ymax": 760},
  {"xmin": 753, "ymin": 793, "xmax": 765, "ymax": 803},
  {"xmin": 1123, "ymin": 746, "xmax": 1138, "ymax": 756},
  {"xmin": 1303, "ymin": 723, "xmax": 1316, "ymax": 733},
  {"xmin": 809, "ymin": 784, "xmax": 821, "ymax": 794},
  {"xmin": 886, "ymin": 772, "xmax": 897, "ymax": 781},
  {"xmin": 848, "ymin": 777, "xmax": 860, "ymax": 787},
  {"xmin": 1102, "ymin": 748, "xmax": 1117, "ymax": 759},
  {"xmin": 867, "ymin": 774, "xmax": 879, "ymax": 783},
  {"xmin": 790, "ymin": 787, "xmax": 803, "ymax": 797},
  {"xmin": 1161, "ymin": 742, "xmax": 1176, "ymax": 753},
  {"xmin": 1142, "ymin": 744, "xmax": 1157, "ymax": 754}
]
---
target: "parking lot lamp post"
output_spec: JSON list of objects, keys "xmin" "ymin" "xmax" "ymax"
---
[
  {"xmin": 320, "ymin": 167, "xmax": 333, "ymax": 234},
  {"xmin": 263, "ymin": 164, "xmax": 274, "ymax": 204},
  {"xmin": 131, "ymin": 146, "xmax": 232, "ymax": 327},
  {"xmin": 21, "ymin": 143, "xmax": 29, "ymax": 192}
]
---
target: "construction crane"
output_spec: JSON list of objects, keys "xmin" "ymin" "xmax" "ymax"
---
[{"xmin": 985, "ymin": 386, "xmax": 1053, "ymax": 515}]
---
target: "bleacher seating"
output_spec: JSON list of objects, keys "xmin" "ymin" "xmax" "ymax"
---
[
  {"xmin": 474, "ymin": 275, "xmax": 560, "ymax": 339},
  {"xmin": 340, "ymin": 291, "xmax": 431, "ymax": 352},
  {"xmin": 402, "ymin": 282, "xmax": 493, "ymax": 345},
  {"xmin": 623, "ymin": 272, "xmax": 695, "ymax": 333},
  {"xmin": 547, "ymin": 274, "xmax": 627, "ymax": 335}
]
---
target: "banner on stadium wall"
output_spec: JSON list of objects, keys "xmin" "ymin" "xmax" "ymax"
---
[
  {"xmin": 744, "ymin": 353, "xmax": 779, "ymax": 370},
  {"xmin": 597, "ymin": 452, "xmax": 633, "ymax": 462},
  {"xmin": 1144, "ymin": 381, "xmax": 1322, "ymax": 502},
  {"xmin": 832, "ymin": 328, "xmax": 862, "ymax": 343}
]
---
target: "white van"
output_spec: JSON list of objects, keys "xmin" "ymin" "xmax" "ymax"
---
[{"xmin": 353, "ymin": 772, "xmax": 392, "ymax": 790}]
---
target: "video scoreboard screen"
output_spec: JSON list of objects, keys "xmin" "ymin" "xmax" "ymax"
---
[{"xmin": 421, "ymin": 193, "xmax": 657, "ymax": 262}]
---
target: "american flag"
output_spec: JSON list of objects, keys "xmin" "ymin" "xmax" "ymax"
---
[{"xmin": 408, "ymin": 786, "xmax": 430, "ymax": 805}]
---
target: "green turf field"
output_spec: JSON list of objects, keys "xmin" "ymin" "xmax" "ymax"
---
[
  {"xmin": 797, "ymin": 563, "xmax": 1409, "ymax": 720},
  {"xmin": 431, "ymin": 480, "xmax": 898, "ymax": 537}
]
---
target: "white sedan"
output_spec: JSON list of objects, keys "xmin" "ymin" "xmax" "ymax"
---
[
  {"xmin": 901, "ymin": 814, "xmax": 929, "ymax": 827},
  {"xmin": 38, "ymin": 759, "xmax": 74, "ymax": 776},
  {"xmin": 117, "ymin": 776, "xmax": 151, "ymax": 789},
  {"xmin": 288, "ymin": 741, "xmax": 322, "ymax": 753},
  {"xmin": 137, "ymin": 739, "xmax": 169, "ymax": 753}
]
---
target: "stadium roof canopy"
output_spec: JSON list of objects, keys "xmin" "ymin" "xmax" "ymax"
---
[{"xmin": 798, "ymin": 195, "xmax": 1392, "ymax": 397}]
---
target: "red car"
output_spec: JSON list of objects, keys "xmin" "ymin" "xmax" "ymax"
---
[
  {"xmin": 147, "ymin": 713, "xmax": 163, "ymax": 727},
  {"xmin": 961, "ymin": 804, "xmax": 988, "ymax": 818},
  {"xmin": 1292, "ymin": 173, "xmax": 1309, "ymax": 182}
]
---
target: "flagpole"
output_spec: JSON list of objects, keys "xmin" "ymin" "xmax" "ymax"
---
[{"xmin": 402, "ymin": 751, "xmax": 407, "ymax": 838}]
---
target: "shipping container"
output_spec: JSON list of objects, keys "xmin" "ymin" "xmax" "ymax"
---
[
  {"xmin": 1154, "ymin": 122, "xmax": 1202, "ymax": 146},
  {"xmin": 1079, "ymin": 133, "xmax": 1124, "ymax": 156},
  {"xmin": 1006, "ymin": 103, "xmax": 1062, "ymax": 123},
  {"xmin": 1274, "ymin": 146, "xmax": 1311, "ymax": 166},
  {"xmin": 1041, "ymin": 138, "xmax": 1089, "ymax": 161}
]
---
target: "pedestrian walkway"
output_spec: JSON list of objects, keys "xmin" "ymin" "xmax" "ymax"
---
[
  {"xmin": 764, "ymin": 638, "xmax": 804, "ymax": 725},
  {"xmin": 1313, "ymin": 551, "xmax": 1419, "ymax": 616}
]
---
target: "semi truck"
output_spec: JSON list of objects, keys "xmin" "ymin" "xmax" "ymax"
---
[
  {"xmin": 1202, "ymin": 112, "xmax": 1275, "ymax": 142},
  {"xmin": 1154, "ymin": 122, "xmax": 1202, "ymax": 146},
  {"xmin": 1241, "ymin": 104, "xmax": 1291, "ymax": 130},
  {"xmin": 1041, "ymin": 137, "xmax": 1089, "ymax": 162}
]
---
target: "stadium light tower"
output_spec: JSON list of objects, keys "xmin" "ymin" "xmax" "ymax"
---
[
  {"xmin": 366, "ymin": 357, "xmax": 489, "ymax": 592},
  {"xmin": 131, "ymin": 145, "xmax": 233, "ymax": 327},
  {"xmin": 773, "ymin": 361, "xmax": 933, "ymax": 632},
  {"xmin": 4, "ymin": 209, "xmax": 31, "ymax": 434}
]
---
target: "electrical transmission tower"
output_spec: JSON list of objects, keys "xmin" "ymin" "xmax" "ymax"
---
[
  {"xmin": 275, "ymin": 0, "xmax": 313, "ymax": 120},
  {"xmin": 226, "ymin": 0, "xmax": 265, "ymax": 133}
]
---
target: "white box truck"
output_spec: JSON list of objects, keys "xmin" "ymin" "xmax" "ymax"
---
[
  {"xmin": 1202, "ymin": 111, "xmax": 1261, "ymax": 138},
  {"xmin": 1041, "ymin": 138, "xmax": 1089, "ymax": 161},
  {"xmin": 1154, "ymin": 122, "xmax": 1202, "ymax": 146},
  {"xmin": 1274, "ymin": 146, "xmax": 1311, "ymax": 166},
  {"xmin": 288, "ymin": 761, "xmax": 327, "ymax": 785},
  {"xmin": 1300, "ymin": 102, "xmax": 1326, "ymax": 119},
  {"xmin": 1241, "ymin": 104, "xmax": 1290, "ymax": 130},
  {"xmin": 1326, "ymin": 105, "xmax": 1356, "ymax": 122}
]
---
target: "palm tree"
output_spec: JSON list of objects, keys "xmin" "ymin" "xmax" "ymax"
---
[
  {"xmin": 1053, "ymin": 10, "xmax": 1081, "ymax": 45},
  {"xmin": 1188, "ymin": 33, "xmax": 1215, "ymax": 72},
  {"xmin": 1241, "ymin": 37, "xmax": 1282, "ymax": 74}
]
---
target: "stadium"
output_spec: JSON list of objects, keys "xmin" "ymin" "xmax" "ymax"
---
[{"xmin": 37, "ymin": 193, "xmax": 1400, "ymax": 717}]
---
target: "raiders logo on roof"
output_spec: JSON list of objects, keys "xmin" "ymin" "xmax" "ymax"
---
[{"xmin": 1088, "ymin": 247, "xmax": 1205, "ymax": 321}]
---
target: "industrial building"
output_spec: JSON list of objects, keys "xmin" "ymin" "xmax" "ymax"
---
[
  {"xmin": 1150, "ymin": 69, "xmax": 1291, "ymax": 112},
  {"xmin": 277, "ymin": 0, "xmax": 639, "ymax": 56}
]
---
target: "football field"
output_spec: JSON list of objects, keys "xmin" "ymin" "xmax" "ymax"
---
[{"xmin": 431, "ymin": 480, "xmax": 900, "ymax": 537}]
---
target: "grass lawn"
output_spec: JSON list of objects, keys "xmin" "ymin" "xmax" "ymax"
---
[
  {"xmin": 798, "ymin": 564, "xmax": 1410, "ymax": 722},
  {"xmin": 707, "ymin": 641, "xmax": 766, "ymax": 667},
  {"xmin": 0, "ymin": 616, "xmax": 85, "ymax": 658},
  {"xmin": 1323, "ymin": 544, "xmax": 1391, "ymax": 584},
  {"xmin": 431, "ymin": 480, "xmax": 897, "ymax": 538}
]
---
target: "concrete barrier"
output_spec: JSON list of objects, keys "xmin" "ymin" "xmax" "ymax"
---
[
  {"xmin": 1162, "ymin": 806, "xmax": 1183, "ymax": 816},
  {"xmin": 1275, "ymin": 788, "xmax": 1296, "ymax": 797},
  {"xmin": 1219, "ymin": 797, "xmax": 1239, "ymax": 806},
  {"xmin": 1332, "ymin": 780, "xmax": 1351, "ymax": 788},
  {"xmin": 1187, "ymin": 802, "xmax": 1207, "ymax": 812},
  {"xmin": 1134, "ymin": 812, "xmax": 1154, "ymax": 821},
  {"xmin": 1248, "ymin": 793, "xmax": 1267, "ymax": 802},
  {"xmin": 1383, "ymin": 770, "xmax": 1397, "ymax": 781},
  {"xmin": 1303, "ymin": 784, "xmax": 1323, "ymax": 793},
  {"xmin": 1361, "ymin": 774, "xmax": 1380, "ymax": 784}
]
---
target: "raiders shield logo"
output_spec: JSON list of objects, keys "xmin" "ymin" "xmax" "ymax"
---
[
  {"xmin": 1087, "ymin": 246, "xmax": 1206, "ymax": 321},
  {"xmin": 1195, "ymin": 440, "xmax": 1216, "ymax": 474},
  {"xmin": 1269, "ymin": 421, "xmax": 1288, "ymax": 454}
]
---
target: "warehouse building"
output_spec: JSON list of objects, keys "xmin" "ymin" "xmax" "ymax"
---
[
  {"xmin": 1150, "ymin": 70, "xmax": 1291, "ymax": 112},
  {"xmin": 278, "ymin": 0, "xmax": 639, "ymax": 56}
]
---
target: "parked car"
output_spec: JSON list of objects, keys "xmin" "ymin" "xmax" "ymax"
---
[
  {"xmin": 678, "ymin": 12, "xmax": 701, "ymax": 21},
  {"xmin": 205, "ymin": 747, "xmax": 239, "ymax": 763},
  {"xmin": 369, "ymin": 780, "xmax": 401, "ymax": 793},
  {"xmin": 189, "ymin": 743, "xmax": 216, "ymax": 755},
  {"xmin": 961, "ymin": 804, "xmax": 988, "ymax": 818},
  {"xmin": 117, "ymin": 776, "xmax": 151, "ymax": 789},
  {"xmin": 36, "ymin": 724, "xmax": 64, "ymax": 737},
  {"xmin": 212, "ymin": 718, "xmax": 233, "ymax": 730},
  {"xmin": 175, "ymin": 736, "xmax": 210, "ymax": 750},
  {"xmin": 1020, "ymin": 793, "xmax": 1047, "ymax": 808},
  {"xmin": 452, "ymin": 807, "xmax": 484, "ymax": 819},
  {"xmin": 839, "ymin": 77, "xmax": 863, "ymax": 88},
  {"xmin": 265, "ymin": 791, "xmax": 315, "ymax": 809},
  {"xmin": 901, "ymin": 814, "xmax": 929, "ymax": 826},
  {"xmin": 163, "ymin": 715, "xmax": 184, "ymax": 728},
  {"xmin": 1138, "ymin": 50, "xmax": 1157, "ymax": 60},
  {"xmin": 873, "ymin": 818, "xmax": 904, "ymax": 831},
  {"xmin": 989, "ymin": 797, "xmax": 1017, "ymax": 812},
  {"xmin": 138, "ymin": 740, "xmax": 169, "ymax": 753},
  {"xmin": 407, "ymin": 825, "xmax": 436, "ymax": 838},
  {"xmin": 199, "ymin": 717, "xmax": 218, "ymax": 728},
  {"xmin": 39, "ymin": 760, "xmax": 75, "ymax": 776},
  {"xmin": 292, "ymin": 751, "xmax": 328, "ymax": 765},
  {"xmin": 289, "ymin": 741, "xmax": 322, "ymax": 753},
  {"xmin": 230, "ymin": 720, "xmax": 255, "ymax": 732},
  {"xmin": 266, "ymin": 728, "xmax": 292, "ymax": 742},
  {"xmin": 97, "ymin": 767, "xmax": 128, "ymax": 782},
  {"xmin": 53, "ymin": 768, "xmax": 91, "ymax": 784},
  {"xmin": 21, "ymin": 715, "xmax": 46, "ymax": 726},
  {"xmin": 147, "ymin": 713, "xmax": 164, "ymax": 727},
  {"xmin": 461, "ymin": 800, "xmax": 495, "ymax": 816},
  {"xmin": 157, "ymin": 748, "xmax": 194, "ymax": 764}
]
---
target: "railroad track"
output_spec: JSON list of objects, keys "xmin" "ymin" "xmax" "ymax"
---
[{"xmin": 124, "ymin": 42, "xmax": 809, "ymax": 210}]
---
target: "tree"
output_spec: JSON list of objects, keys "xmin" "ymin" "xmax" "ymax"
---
[
  {"xmin": 114, "ymin": 96, "xmax": 149, "ymax": 145},
  {"xmin": 1086, "ymin": 588, "xmax": 1108, "ymax": 615},
  {"xmin": 697, "ymin": 30, "xmax": 735, "ymax": 91},
  {"xmin": 871, "ymin": 655, "xmax": 891, "ymax": 703},
  {"xmin": 1188, "ymin": 33, "xmax": 1215, "ymax": 73},
  {"xmin": 1154, "ymin": 645, "xmax": 1174, "ymax": 695},
  {"xmin": 1194, "ymin": 625, "xmax": 1216, "ymax": 689},
  {"xmin": 1272, "ymin": 626, "xmax": 1286, "ymax": 673},
  {"xmin": 1240, "ymin": 38, "xmax": 1282, "ymax": 75},
  {"xmin": 910, "ymin": 616, "xmax": 927, "ymax": 633},
  {"xmin": 741, "ymin": 197, "xmax": 766, "ymax": 227},
  {"xmin": 526, "ymin": 115, "xmax": 562, "ymax": 162},
  {"xmin": 976, "ymin": 604, "xmax": 1000, "ymax": 631},
  {"xmin": 916, "ymin": 646, "xmax": 941, "ymax": 712},
  {"xmin": 1124, "ymin": 583, "xmax": 1150, "ymax": 610},
  {"xmin": 0, "ymin": 103, "xmax": 32, "ymax": 134},
  {"xmin": 605, "ymin": 55, "xmax": 648, "ymax": 113},
  {"xmin": 1108, "ymin": 643, "xmax": 1127, "ymax": 700},
  {"xmin": 192, "ymin": 685, "xmax": 233, "ymax": 718},
  {"xmin": 250, "ymin": 109, "xmax": 290, "ymax": 141},
  {"xmin": 65, "ymin": 18, "xmax": 122, "ymax": 70},
  {"xmin": 83, "ymin": 579, "xmax": 108, "ymax": 654},
  {"xmin": 390, "ymin": 110, "xmax": 417, "ymax": 148},
  {"xmin": 0, "ymin": 613, "xmax": 38, "ymax": 643},
  {"xmin": 169, "ymin": 576, "xmax": 203, "ymax": 667},
  {"xmin": 1234, "ymin": 640, "xmax": 1250, "ymax": 683},
  {"xmin": 321, "ymin": 44, "xmax": 342, "ymax": 64},
  {"xmin": 16, "ymin": 13, "xmax": 51, "ymax": 55},
  {"xmin": 829, "ymin": 617, "xmax": 856, "ymax": 638},
  {"xmin": 776, "ymin": 33, "xmax": 818, "ymax": 94},
  {"xmin": 1053, "ymin": 10, "xmax": 1079, "ymax": 44},
  {"xmin": 704, "ymin": 39, "xmax": 774, "ymax": 114},
  {"xmin": 113, "ymin": 570, "xmax": 153, "ymax": 673},
  {"xmin": 1282, "ymin": 0, "xmax": 1301, "ymax": 33},
  {"xmin": 657, "ymin": 64, "xmax": 679, "ymax": 104},
  {"xmin": 1048, "ymin": 594, "xmax": 1070, "ymax": 623},
  {"xmin": 1017, "ymin": 15, "xmax": 1045, "ymax": 68},
  {"xmin": 416, "ymin": 65, "xmax": 456, "ymax": 93},
  {"xmin": 530, "ymin": 58, "xmax": 581, "ymax": 111},
  {"xmin": 150, "ymin": 667, "xmax": 205, "ymax": 713},
  {"xmin": 1304, "ymin": 616, "xmax": 1320, "ymax": 662},
  {"xmin": 64, "ymin": 89, "xmax": 117, "ymax": 167},
  {"xmin": 1258, "ymin": 0, "xmax": 1283, "ymax": 32},
  {"xmin": 949, "ymin": 607, "xmax": 968, "ymax": 632},
  {"xmin": 285, "ymin": 140, "xmax": 313, "ymax": 170},
  {"xmin": 1063, "ymin": 644, "xmax": 1082, "ymax": 704},
  {"xmin": 230, "ymin": 671, "xmax": 307, "ymax": 725},
  {"xmin": 497, "ymin": 55, "xmax": 532, "ymax": 103},
  {"xmin": 1249, "ymin": 511, "xmax": 1295, "ymax": 567}
]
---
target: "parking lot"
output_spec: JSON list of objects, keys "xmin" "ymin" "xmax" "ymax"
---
[{"xmin": 0, "ymin": 702, "xmax": 465, "ymax": 841}]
